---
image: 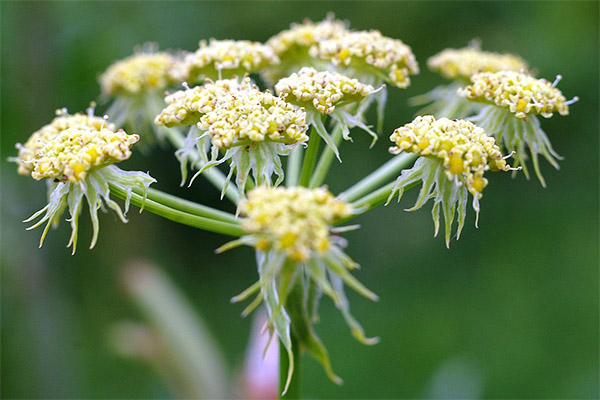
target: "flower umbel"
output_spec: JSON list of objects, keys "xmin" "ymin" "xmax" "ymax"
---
[
  {"xmin": 410, "ymin": 43, "xmax": 528, "ymax": 119},
  {"xmin": 12, "ymin": 108, "xmax": 155, "ymax": 253},
  {"xmin": 99, "ymin": 44, "xmax": 178, "ymax": 142},
  {"xmin": 459, "ymin": 71, "xmax": 578, "ymax": 185},
  {"xmin": 171, "ymin": 39, "xmax": 279, "ymax": 84},
  {"xmin": 217, "ymin": 186, "xmax": 378, "ymax": 392},
  {"xmin": 275, "ymin": 67, "xmax": 378, "ymax": 158},
  {"xmin": 388, "ymin": 115, "xmax": 511, "ymax": 246},
  {"xmin": 155, "ymin": 78, "xmax": 308, "ymax": 195}
]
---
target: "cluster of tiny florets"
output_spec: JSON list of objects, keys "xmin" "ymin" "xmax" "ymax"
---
[
  {"xmin": 390, "ymin": 115, "xmax": 508, "ymax": 196},
  {"xmin": 310, "ymin": 30, "xmax": 419, "ymax": 88},
  {"xmin": 15, "ymin": 110, "xmax": 138, "ymax": 183},
  {"xmin": 239, "ymin": 186, "xmax": 353, "ymax": 261},
  {"xmin": 155, "ymin": 79, "xmax": 245, "ymax": 127},
  {"xmin": 266, "ymin": 17, "xmax": 349, "ymax": 56},
  {"xmin": 427, "ymin": 47, "xmax": 527, "ymax": 81},
  {"xmin": 458, "ymin": 71, "xmax": 570, "ymax": 118},
  {"xmin": 274, "ymin": 67, "xmax": 374, "ymax": 114},
  {"xmin": 171, "ymin": 39, "xmax": 279, "ymax": 83},
  {"xmin": 100, "ymin": 52, "xmax": 176, "ymax": 96}
]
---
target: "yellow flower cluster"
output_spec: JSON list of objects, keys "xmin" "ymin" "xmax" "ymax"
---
[
  {"xmin": 100, "ymin": 52, "xmax": 176, "ymax": 96},
  {"xmin": 171, "ymin": 39, "xmax": 279, "ymax": 82},
  {"xmin": 266, "ymin": 17, "xmax": 349, "ymax": 56},
  {"xmin": 16, "ymin": 110, "xmax": 138, "ymax": 183},
  {"xmin": 389, "ymin": 115, "xmax": 508, "ymax": 196},
  {"xmin": 155, "ymin": 79, "xmax": 245, "ymax": 127},
  {"xmin": 156, "ymin": 79, "xmax": 308, "ymax": 149},
  {"xmin": 239, "ymin": 186, "xmax": 353, "ymax": 261},
  {"xmin": 274, "ymin": 67, "xmax": 374, "ymax": 114},
  {"xmin": 310, "ymin": 30, "xmax": 419, "ymax": 88},
  {"xmin": 427, "ymin": 47, "xmax": 527, "ymax": 81},
  {"xmin": 458, "ymin": 71, "xmax": 570, "ymax": 118}
]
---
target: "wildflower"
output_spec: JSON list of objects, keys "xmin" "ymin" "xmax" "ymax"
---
[
  {"xmin": 170, "ymin": 39, "xmax": 279, "ymax": 84},
  {"xmin": 275, "ymin": 67, "xmax": 378, "ymax": 159},
  {"xmin": 99, "ymin": 43, "xmax": 178, "ymax": 143},
  {"xmin": 388, "ymin": 116, "xmax": 512, "ymax": 247},
  {"xmin": 217, "ymin": 186, "xmax": 378, "ymax": 392},
  {"xmin": 309, "ymin": 29, "xmax": 418, "ymax": 129},
  {"xmin": 459, "ymin": 71, "xmax": 578, "ymax": 186},
  {"xmin": 411, "ymin": 42, "xmax": 528, "ymax": 118},
  {"xmin": 262, "ymin": 15, "xmax": 349, "ymax": 85},
  {"xmin": 11, "ymin": 107, "xmax": 155, "ymax": 253},
  {"xmin": 155, "ymin": 78, "xmax": 308, "ymax": 195}
]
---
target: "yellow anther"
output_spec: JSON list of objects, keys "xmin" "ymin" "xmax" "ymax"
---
[{"xmin": 449, "ymin": 154, "xmax": 464, "ymax": 175}]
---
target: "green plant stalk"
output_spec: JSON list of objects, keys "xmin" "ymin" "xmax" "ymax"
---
[
  {"xmin": 163, "ymin": 127, "xmax": 240, "ymax": 204},
  {"xmin": 339, "ymin": 153, "xmax": 417, "ymax": 202},
  {"xmin": 348, "ymin": 180, "xmax": 421, "ymax": 218},
  {"xmin": 286, "ymin": 145, "xmax": 304, "ymax": 187},
  {"xmin": 309, "ymin": 124, "xmax": 344, "ymax": 188},
  {"xmin": 135, "ymin": 187, "xmax": 239, "ymax": 224},
  {"xmin": 298, "ymin": 128, "xmax": 321, "ymax": 187},
  {"xmin": 280, "ymin": 335, "xmax": 301, "ymax": 400},
  {"xmin": 109, "ymin": 183, "xmax": 244, "ymax": 237}
]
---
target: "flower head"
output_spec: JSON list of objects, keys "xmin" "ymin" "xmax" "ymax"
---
[
  {"xmin": 239, "ymin": 186, "xmax": 353, "ymax": 261},
  {"xmin": 310, "ymin": 30, "xmax": 419, "ymax": 88},
  {"xmin": 156, "ymin": 78, "xmax": 308, "ymax": 195},
  {"xmin": 275, "ymin": 67, "xmax": 379, "ymax": 155},
  {"xmin": 99, "ymin": 44, "xmax": 178, "ymax": 143},
  {"xmin": 428, "ymin": 46, "xmax": 527, "ymax": 81},
  {"xmin": 218, "ymin": 186, "xmax": 378, "ymax": 392},
  {"xmin": 12, "ymin": 107, "xmax": 154, "ymax": 253},
  {"xmin": 459, "ymin": 71, "xmax": 572, "ymax": 118},
  {"xmin": 171, "ymin": 39, "xmax": 279, "ymax": 83},
  {"xmin": 388, "ymin": 116, "xmax": 511, "ymax": 246},
  {"xmin": 461, "ymin": 72, "xmax": 578, "ymax": 186},
  {"xmin": 100, "ymin": 48, "xmax": 176, "ymax": 97},
  {"xmin": 262, "ymin": 16, "xmax": 349, "ymax": 84}
]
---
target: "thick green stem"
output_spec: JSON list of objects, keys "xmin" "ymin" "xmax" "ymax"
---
[
  {"xmin": 339, "ymin": 153, "xmax": 417, "ymax": 202},
  {"xmin": 280, "ymin": 335, "xmax": 301, "ymax": 399},
  {"xmin": 163, "ymin": 127, "xmax": 240, "ymax": 204},
  {"xmin": 298, "ymin": 129, "xmax": 321, "ymax": 187},
  {"xmin": 345, "ymin": 179, "xmax": 421, "ymax": 221},
  {"xmin": 109, "ymin": 184, "xmax": 244, "ymax": 237},
  {"xmin": 286, "ymin": 146, "xmax": 304, "ymax": 187},
  {"xmin": 309, "ymin": 124, "xmax": 343, "ymax": 188}
]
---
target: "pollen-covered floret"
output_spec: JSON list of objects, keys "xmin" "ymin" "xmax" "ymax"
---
[
  {"xmin": 100, "ymin": 52, "xmax": 176, "ymax": 96},
  {"xmin": 15, "ymin": 110, "xmax": 138, "ymax": 183},
  {"xmin": 239, "ymin": 186, "xmax": 353, "ymax": 261},
  {"xmin": 458, "ymin": 71, "xmax": 571, "ymax": 118},
  {"xmin": 310, "ymin": 30, "xmax": 419, "ymax": 88},
  {"xmin": 390, "ymin": 115, "xmax": 508, "ymax": 196},
  {"xmin": 266, "ymin": 17, "xmax": 349, "ymax": 56},
  {"xmin": 428, "ymin": 47, "xmax": 527, "ymax": 81},
  {"xmin": 275, "ymin": 67, "xmax": 374, "ymax": 114},
  {"xmin": 171, "ymin": 39, "xmax": 279, "ymax": 83},
  {"xmin": 155, "ymin": 79, "xmax": 245, "ymax": 127}
]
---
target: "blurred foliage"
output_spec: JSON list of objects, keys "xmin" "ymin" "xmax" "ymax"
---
[{"xmin": 1, "ymin": 1, "xmax": 598, "ymax": 398}]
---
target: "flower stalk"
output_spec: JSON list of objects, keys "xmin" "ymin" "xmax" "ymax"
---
[{"xmin": 298, "ymin": 128, "xmax": 321, "ymax": 187}]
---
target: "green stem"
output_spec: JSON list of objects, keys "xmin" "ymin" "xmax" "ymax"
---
[
  {"xmin": 137, "ymin": 187, "xmax": 238, "ymax": 224},
  {"xmin": 345, "ymin": 180, "xmax": 421, "ymax": 221},
  {"xmin": 280, "ymin": 335, "xmax": 301, "ymax": 399},
  {"xmin": 109, "ymin": 184, "xmax": 244, "ymax": 237},
  {"xmin": 286, "ymin": 146, "xmax": 304, "ymax": 187},
  {"xmin": 339, "ymin": 153, "xmax": 417, "ymax": 202},
  {"xmin": 309, "ymin": 124, "xmax": 343, "ymax": 188},
  {"xmin": 164, "ymin": 127, "xmax": 240, "ymax": 204},
  {"xmin": 298, "ymin": 128, "xmax": 321, "ymax": 187}
]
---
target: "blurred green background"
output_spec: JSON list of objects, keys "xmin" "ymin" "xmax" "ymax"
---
[{"xmin": 1, "ymin": 1, "xmax": 598, "ymax": 398}]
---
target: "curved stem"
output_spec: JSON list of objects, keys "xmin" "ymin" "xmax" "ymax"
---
[
  {"xmin": 163, "ymin": 127, "xmax": 240, "ymax": 204},
  {"xmin": 309, "ymin": 124, "xmax": 344, "ymax": 188},
  {"xmin": 298, "ymin": 129, "xmax": 321, "ymax": 187},
  {"xmin": 280, "ymin": 335, "xmax": 301, "ymax": 399},
  {"xmin": 339, "ymin": 153, "xmax": 417, "ymax": 202},
  {"xmin": 109, "ymin": 183, "xmax": 244, "ymax": 237}
]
